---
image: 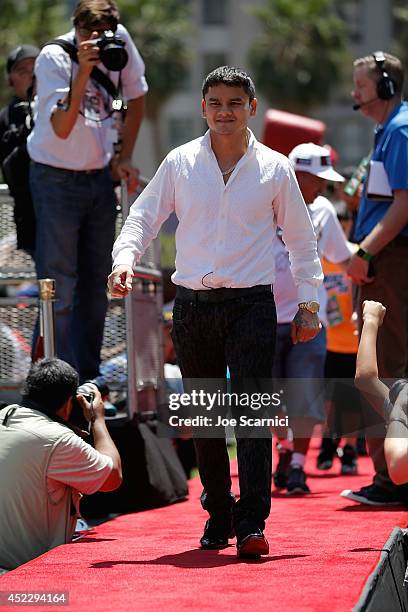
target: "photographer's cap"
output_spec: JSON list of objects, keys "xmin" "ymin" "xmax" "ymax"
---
[
  {"xmin": 7, "ymin": 44, "xmax": 40, "ymax": 73},
  {"xmin": 289, "ymin": 142, "xmax": 345, "ymax": 182}
]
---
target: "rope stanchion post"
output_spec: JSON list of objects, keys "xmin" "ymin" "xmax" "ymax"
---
[{"xmin": 38, "ymin": 278, "xmax": 56, "ymax": 358}]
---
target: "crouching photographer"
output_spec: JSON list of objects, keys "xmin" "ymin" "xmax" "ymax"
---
[{"xmin": 0, "ymin": 358, "xmax": 122, "ymax": 571}]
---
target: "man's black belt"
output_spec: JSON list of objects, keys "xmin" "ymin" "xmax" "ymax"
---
[
  {"xmin": 176, "ymin": 284, "xmax": 272, "ymax": 303},
  {"xmin": 31, "ymin": 161, "xmax": 105, "ymax": 175}
]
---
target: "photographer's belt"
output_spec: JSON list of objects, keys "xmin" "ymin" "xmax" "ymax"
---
[{"xmin": 31, "ymin": 161, "xmax": 105, "ymax": 176}]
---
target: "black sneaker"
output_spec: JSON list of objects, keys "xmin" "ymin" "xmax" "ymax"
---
[
  {"xmin": 340, "ymin": 484, "xmax": 403, "ymax": 506},
  {"xmin": 356, "ymin": 437, "xmax": 368, "ymax": 456},
  {"xmin": 317, "ymin": 437, "xmax": 338, "ymax": 470},
  {"xmin": 340, "ymin": 444, "xmax": 358, "ymax": 475},
  {"xmin": 286, "ymin": 466, "xmax": 310, "ymax": 495},
  {"xmin": 200, "ymin": 517, "xmax": 234, "ymax": 550},
  {"xmin": 273, "ymin": 445, "xmax": 293, "ymax": 489}
]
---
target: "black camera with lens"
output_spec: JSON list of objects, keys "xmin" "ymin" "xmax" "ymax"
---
[
  {"xmin": 70, "ymin": 381, "xmax": 98, "ymax": 431},
  {"xmin": 97, "ymin": 30, "xmax": 128, "ymax": 71},
  {"xmin": 70, "ymin": 376, "xmax": 114, "ymax": 431}
]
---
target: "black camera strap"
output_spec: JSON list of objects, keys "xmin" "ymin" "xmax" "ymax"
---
[
  {"xmin": 44, "ymin": 38, "xmax": 119, "ymax": 100},
  {"xmin": 0, "ymin": 397, "xmax": 89, "ymax": 439},
  {"xmin": 44, "ymin": 39, "xmax": 125, "ymax": 123}
]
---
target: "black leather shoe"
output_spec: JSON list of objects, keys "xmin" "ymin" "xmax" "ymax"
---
[
  {"xmin": 200, "ymin": 518, "xmax": 234, "ymax": 550},
  {"xmin": 236, "ymin": 520, "xmax": 269, "ymax": 558},
  {"xmin": 237, "ymin": 530, "xmax": 269, "ymax": 558}
]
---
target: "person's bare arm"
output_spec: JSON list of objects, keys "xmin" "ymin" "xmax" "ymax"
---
[
  {"xmin": 115, "ymin": 96, "xmax": 145, "ymax": 190},
  {"xmin": 91, "ymin": 419, "xmax": 122, "ymax": 492},
  {"xmin": 77, "ymin": 389, "xmax": 122, "ymax": 491},
  {"xmin": 354, "ymin": 300, "xmax": 389, "ymax": 416},
  {"xmin": 360, "ymin": 190, "xmax": 408, "ymax": 255},
  {"xmin": 51, "ymin": 33, "xmax": 100, "ymax": 139},
  {"xmin": 348, "ymin": 190, "xmax": 408, "ymax": 285}
]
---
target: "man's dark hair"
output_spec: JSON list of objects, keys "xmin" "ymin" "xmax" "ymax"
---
[
  {"xmin": 354, "ymin": 52, "xmax": 405, "ymax": 98},
  {"xmin": 72, "ymin": 0, "xmax": 120, "ymax": 31},
  {"xmin": 22, "ymin": 358, "xmax": 79, "ymax": 414},
  {"xmin": 202, "ymin": 66, "xmax": 255, "ymax": 102}
]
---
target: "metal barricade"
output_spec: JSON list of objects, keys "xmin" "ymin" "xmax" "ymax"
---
[
  {"xmin": 0, "ymin": 181, "xmax": 165, "ymax": 422},
  {"xmin": 119, "ymin": 180, "xmax": 165, "ymax": 421}
]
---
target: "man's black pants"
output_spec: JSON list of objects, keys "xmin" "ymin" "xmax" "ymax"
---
[{"xmin": 171, "ymin": 285, "xmax": 276, "ymax": 530}]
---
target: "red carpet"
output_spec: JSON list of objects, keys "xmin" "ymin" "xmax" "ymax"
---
[{"xmin": 1, "ymin": 445, "xmax": 408, "ymax": 611}]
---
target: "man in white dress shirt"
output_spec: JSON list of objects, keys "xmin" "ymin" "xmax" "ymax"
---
[{"xmin": 108, "ymin": 66, "xmax": 323, "ymax": 557}]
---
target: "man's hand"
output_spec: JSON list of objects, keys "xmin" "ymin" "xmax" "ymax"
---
[
  {"xmin": 116, "ymin": 158, "xmax": 139, "ymax": 193},
  {"xmin": 291, "ymin": 309, "xmax": 321, "ymax": 344},
  {"xmin": 362, "ymin": 300, "xmax": 386, "ymax": 326},
  {"xmin": 107, "ymin": 264, "xmax": 133, "ymax": 298},
  {"xmin": 347, "ymin": 253, "xmax": 374, "ymax": 285},
  {"xmin": 77, "ymin": 32, "xmax": 100, "ymax": 76},
  {"xmin": 76, "ymin": 386, "xmax": 105, "ymax": 424}
]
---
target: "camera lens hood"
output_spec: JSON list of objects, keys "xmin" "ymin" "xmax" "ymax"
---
[{"xmin": 100, "ymin": 44, "xmax": 128, "ymax": 71}]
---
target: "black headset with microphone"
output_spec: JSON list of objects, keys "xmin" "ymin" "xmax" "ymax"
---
[{"xmin": 373, "ymin": 51, "xmax": 396, "ymax": 100}]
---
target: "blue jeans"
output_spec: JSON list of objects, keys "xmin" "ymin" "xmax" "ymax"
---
[
  {"xmin": 30, "ymin": 162, "xmax": 116, "ymax": 381},
  {"xmin": 274, "ymin": 324, "xmax": 327, "ymax": 423}
]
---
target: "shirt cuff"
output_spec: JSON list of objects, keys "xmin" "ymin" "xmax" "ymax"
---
[
  {"xmin": 297, "ymin": 283, "xmax": 319, "ymax": 304},
  {"xmin": 112, "ymin": 250, "xmax": 139, "ymax": 270}
]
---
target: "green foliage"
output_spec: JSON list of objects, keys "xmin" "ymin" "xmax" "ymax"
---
[
  {"xmin": 119, "ymin": 0, "xmax": 192, "ymax": 120},
  {"xmin": 0, "ymin": 0, "xmax": 191, "ymax": 119},
  {"xmin": 248, "ymin": 0, "xmax": 350, "ymax": 112},
  {"xmin": 160, "ymin": 231, "xmax": 176, "ymax": 269},
  {"xmin": 0, "ymin": 0, "xmax": 69, "ymax": 106}
]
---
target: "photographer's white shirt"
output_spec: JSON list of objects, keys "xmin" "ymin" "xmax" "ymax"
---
[
  {"xmin": 27, "ymin": 25, "xmax": 148, "ymax": 170},
  {"xmin": 0, "ymin": 406, "xmax": 112, "ymax": 570}
]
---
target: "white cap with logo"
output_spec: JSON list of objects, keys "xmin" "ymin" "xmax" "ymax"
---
[{"xmin": 289, "ymin": 142, "xmax": 345, "ymax": 182}]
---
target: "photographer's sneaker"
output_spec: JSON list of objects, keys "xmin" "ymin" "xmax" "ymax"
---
[
  {"xmin": 340, "ymin": 444, "xmax": 358, "ymax": 475},
  {"xmin": 286, "ymin": 466, "xmax": 310, "ymax": 496},
  {"xmin": 317, "ymin": 437, "xmax": 338, "ymax": 470},
  {"xmin": 340, "ymin": 484, "xmax": 403, "ymax": 506},
  {"xmin": 273, "ymin": 445, "xmax": 292, "ymax": 489}
]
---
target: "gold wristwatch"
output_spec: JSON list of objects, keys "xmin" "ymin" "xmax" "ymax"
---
[{"xmin": 298, "ymin": 301, "xmax": 320, "ymax": 314}]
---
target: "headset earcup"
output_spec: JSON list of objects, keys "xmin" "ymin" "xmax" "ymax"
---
[
  {"xmin": 377, "ymin": 74, "xmax": 396, "ymax": 100},
  {"xmin": 373, "ymin": 52, "xmax": 396, "ymax": 100}
]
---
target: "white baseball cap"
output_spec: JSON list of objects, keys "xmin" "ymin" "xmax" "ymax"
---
[{"xmin": 289, "ymin": 142, "xmax": 345, "ymax": 182}]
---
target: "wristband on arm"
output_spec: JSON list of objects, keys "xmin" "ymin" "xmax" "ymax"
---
[{"xmin": 356, "ymin": 247, "xmax": 373, "ymax": 262}]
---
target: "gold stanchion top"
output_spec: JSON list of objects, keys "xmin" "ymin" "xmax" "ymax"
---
[{"xmin": 38, "ymin": 278, "xmax": 56, "ymax": 300}]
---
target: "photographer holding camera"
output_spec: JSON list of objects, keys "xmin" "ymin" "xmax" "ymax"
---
[
  {"xmin": 27, "ymin": 0, "xmax": 148, "ymax": 381},
  {"xmin": 0, "ymin": 358, "xmax": 122, "ymax": 570}
]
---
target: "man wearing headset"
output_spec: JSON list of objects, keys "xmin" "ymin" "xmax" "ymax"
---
[{"xmin": 343, "ymin": 52, "xmax": 408, "ymax": 506}]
